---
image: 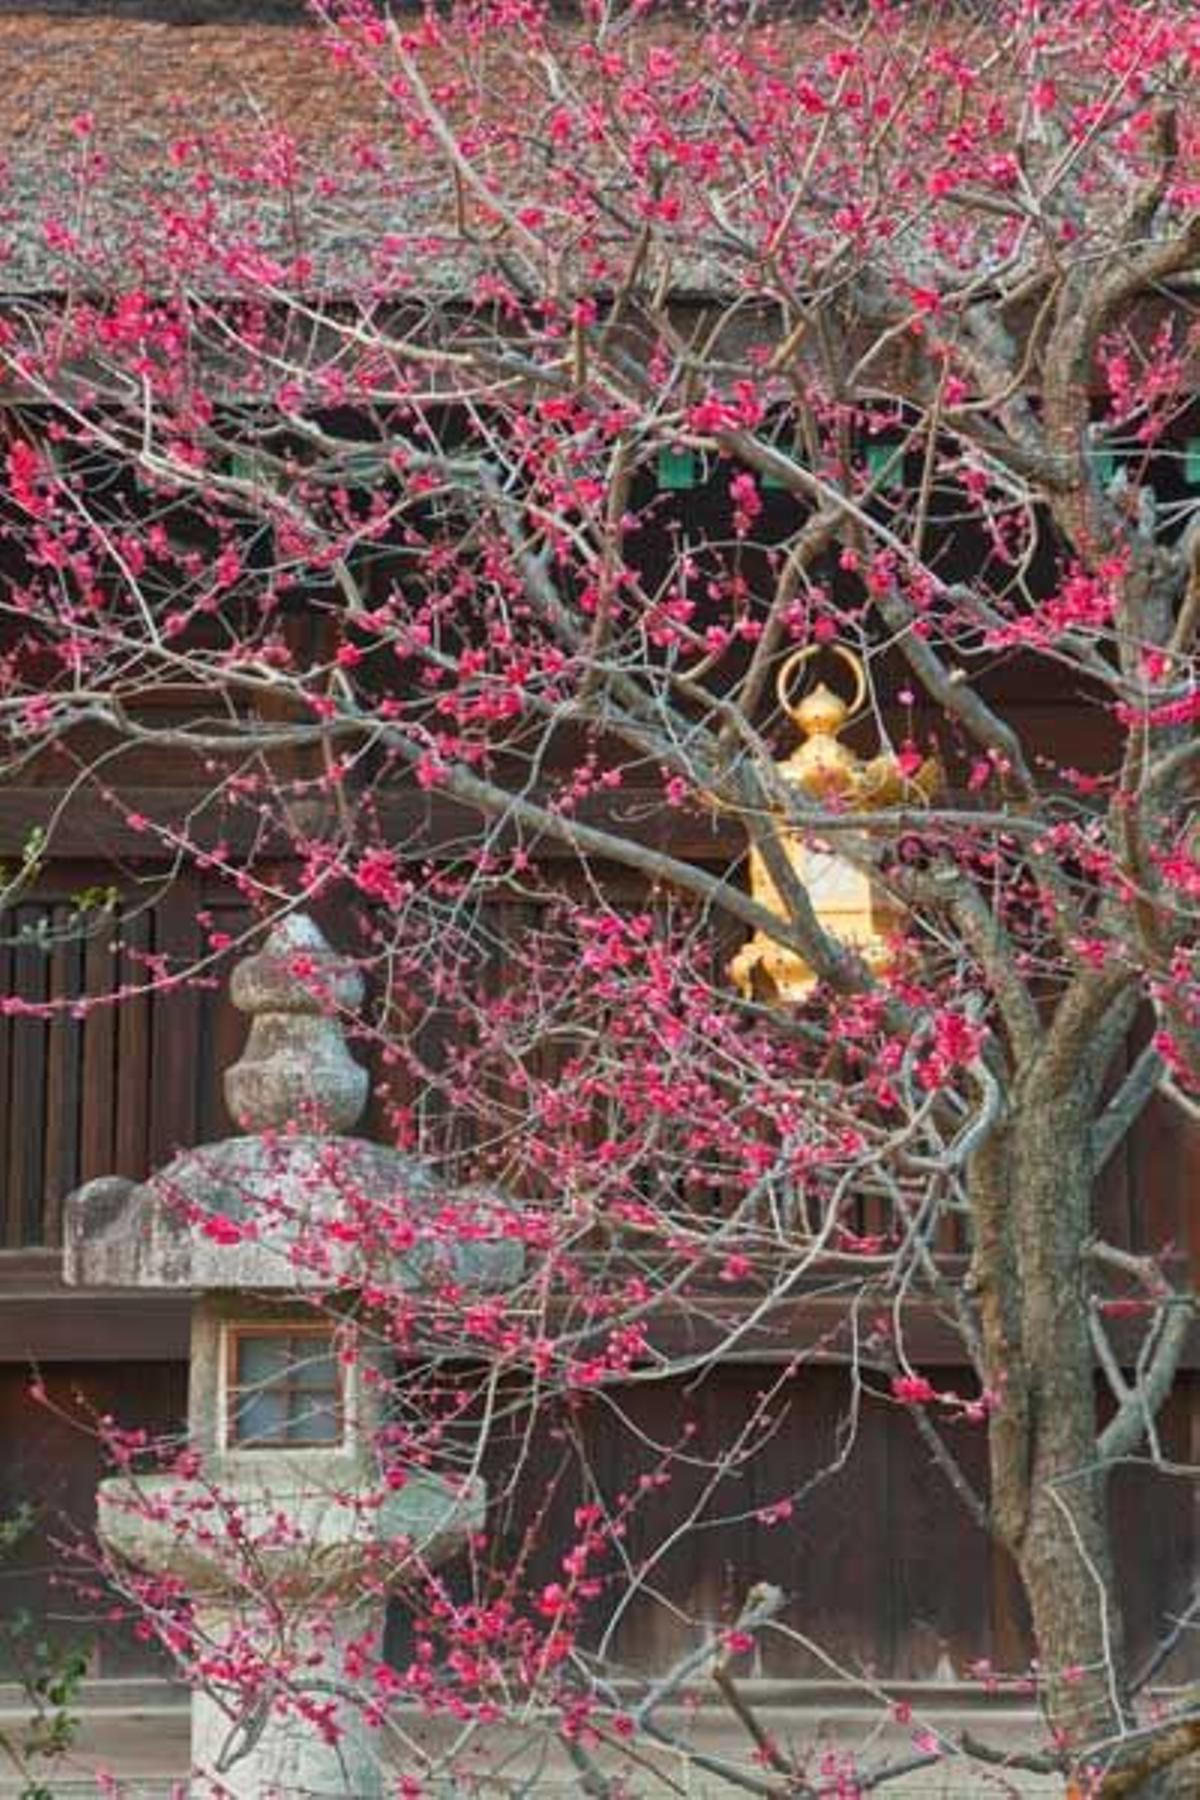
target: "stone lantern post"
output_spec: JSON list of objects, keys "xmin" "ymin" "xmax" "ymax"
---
[{"xmin": 64, "ymin": 915, "xmax": 521, "ymax": 1798}]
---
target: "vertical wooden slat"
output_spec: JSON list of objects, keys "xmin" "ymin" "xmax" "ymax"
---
[
  {"xmin": 1133, "ymin": 1087, "xmax": 1195, "ymax": 1261},
  {"xmin": 495, "ymin": 899, "xmax": 542, "ymax": 1202},
  {"xmin": 42, "ymin": 906, "xmax": 84, "ymax": 1245},
  {"xmin": 1187, "ymin": 1377, "xmax": 1200, "ymax": 1684},
  {"xmin": 79, "ymin": 916, "xmax": 117, "ymax": 1186},
  {"xmin": 0, "ymin": 1360, "xmax": 188, "ymax": 1680},
  {"xmin": 149, "ymin": 875, "xmax": 202, "ymax": 1168},
  {"xmin": 10, "ymin": 906, "xmax": 49, "ymax": 1246},
  {"xmin": 115, "ymin": 906, "xmax": 152, "ymax": 1181},
  {"xmin": 1110, "ymin": 1385, "xmax": 1197, "ymax": 1677},
  {"xmin": 887, "ymin": 1401, "xmax": 993, "ymax": 1677}
]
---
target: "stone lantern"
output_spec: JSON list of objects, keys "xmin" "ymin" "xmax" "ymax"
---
[
  {"xmin": 730, "ymin": 645, "xmax": 939, "ymax": 1002},
  {"xmin": 64, "ymin": 915, "xmax": 521, "ymax": 1798}
]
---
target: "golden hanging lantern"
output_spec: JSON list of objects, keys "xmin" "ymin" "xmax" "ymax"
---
[{"xmin": 729, "ymin": 644, "xmax": 939, "ymax": 1003}]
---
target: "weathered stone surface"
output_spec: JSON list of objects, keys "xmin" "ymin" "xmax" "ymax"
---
[
  {"xmin": 98, "ymin": 1466, "xmax": 485, "ymax": 1597},
  {"xmin": 98, "ymin": 1441, "xmax": 484, "ymax": 1796},
  {"xmin": 224, "ymin": 915, "xmax": 369, "ymax": 1134},
  {"xmin": 64, "ymin": 1135, "xmax": 523, "ymax": 1292},
  {"xmin": 65, "ymin": 913, "xmax": 524, "ymax": 1297},
  {"xmin": 190, "ymin": 1606, "xmax": 389, "ymax": 1799}
]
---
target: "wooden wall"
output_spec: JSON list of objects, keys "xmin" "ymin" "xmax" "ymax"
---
[
  {"xmin": 2, "ymin": 1362, "xmax": 1197, "ymax": 1683},
  {"xmin": 462, "ymin": 1368, "xmax": 1200, "ymax": 1683},
  {"xmin": 0, "ymin": 1361, "xmax": 187, "ymax": 1678},
  {"xmin": 0, "ymin": 876, "xmax": 235, "ymax": 1251}
]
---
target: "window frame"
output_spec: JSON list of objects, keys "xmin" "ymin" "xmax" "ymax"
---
[{"xmin": 222, "ymin": 1320, "xmax": 346, "ymax": 1452}]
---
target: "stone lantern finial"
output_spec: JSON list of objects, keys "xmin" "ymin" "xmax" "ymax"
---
[{"xmin": 224, "ymin": 914, "xmax": 369, "ymax": 1134}]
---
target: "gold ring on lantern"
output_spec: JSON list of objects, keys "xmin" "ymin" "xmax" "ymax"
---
[{"xmin": 775, "ymin": 643, "xmax": 867, "ymax": 729}]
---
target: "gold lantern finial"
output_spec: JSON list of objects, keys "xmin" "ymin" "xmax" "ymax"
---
[
  {"xmin": 729, "ymin": 644, "xmax": 939, "ymax": 1003},
  {"xmin": 777, "ymin": 643, "xmax": 867, "ymax": 801}
]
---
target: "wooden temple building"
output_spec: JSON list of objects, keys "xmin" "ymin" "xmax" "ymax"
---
[{"xmin": 0, "ymin": 7, "xmax": 1196, "ymax": 1778}]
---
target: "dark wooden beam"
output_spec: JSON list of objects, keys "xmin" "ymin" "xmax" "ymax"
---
[
  {"xmin": 0, "ymin": 1254, "xmax": 190, "ymax": 1359},
  {"xmin": 1, "ymin": 1253, "xmax": 1191, "ymax": 1371},
  {"xmin": 0, "ymin": 784, "xmax": 735, "ymax": 862}
]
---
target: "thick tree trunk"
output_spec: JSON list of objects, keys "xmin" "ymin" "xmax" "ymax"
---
[
  {"xmin": 1013, "ymin": 1095, "xmax": 1130, "ymax": 1748},
  {"xmin": 975, "ymin": 1088, "xmax": 1133, "ymax": 1752},
  {"xmin": 1018, "ymin": 1440, "xmax": 1126, "ymax": 1749}
]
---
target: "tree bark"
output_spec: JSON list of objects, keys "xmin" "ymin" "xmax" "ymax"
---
[
  {"xmin": 978, "ymin": 1087, "xmax": 1133, "ymax": 1751},
  {"xmin": 1017, "ymin": 1093, "xmax": 1129, "ymax": 1747}
]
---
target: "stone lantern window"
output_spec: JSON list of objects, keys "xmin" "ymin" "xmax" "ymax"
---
[{"xmin": 225, "ymin": 1322, "xmax": 343, "ymax": 1450}]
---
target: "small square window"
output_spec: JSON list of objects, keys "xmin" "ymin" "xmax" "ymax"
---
[
  {"xmin": 865, "ymin": 441, "xmax": 903, "ymax": 490},
  {"xmin": 226, "ymin": 1327, "xmax": 344, "ymax": 1450},
  {"xmin": 657, "ymin": 446, "xmax": 700, "ymax": 491}
]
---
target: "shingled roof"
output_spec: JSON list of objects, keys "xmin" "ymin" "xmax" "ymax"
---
[
  {"xmin": 2, "ymin": 3, "xmax": 1193, "ymax": 310},
  {"xmin": 0, "ymin": 6, "xmax": 414, "ymax": 291}
]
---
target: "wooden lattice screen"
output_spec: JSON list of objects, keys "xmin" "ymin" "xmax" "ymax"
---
[{"xmin": 0, "ymin": 875, "xmax": 246, "ymax": 1248}]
